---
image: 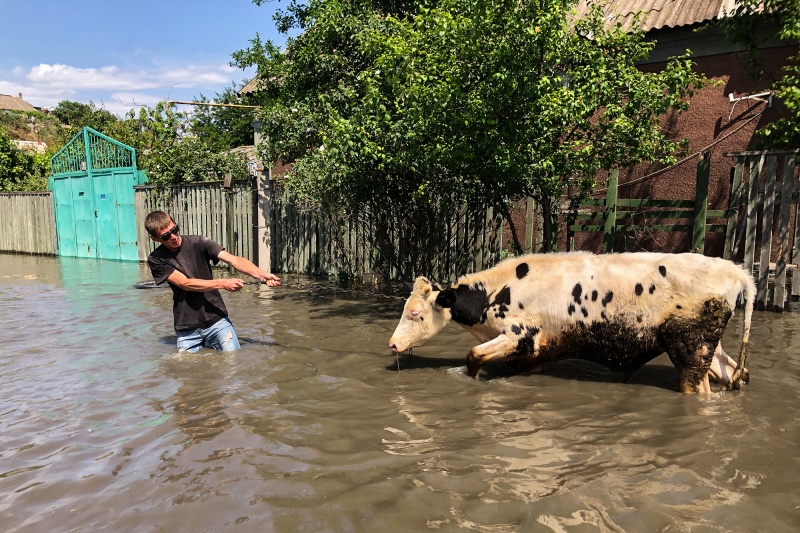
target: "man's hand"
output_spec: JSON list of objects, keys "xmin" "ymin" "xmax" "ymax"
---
[
  {"xmin": 261, "ymin": 273, "xmax": 281, "ymax": 287},
  {"xmin": 219, "ymin": 278, "xmax": 245, "ymax": 292}
]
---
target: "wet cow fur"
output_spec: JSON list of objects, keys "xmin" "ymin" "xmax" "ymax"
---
[{"xmin": 388, "ymin": 252, "xmax": 756, "ymax": 393}]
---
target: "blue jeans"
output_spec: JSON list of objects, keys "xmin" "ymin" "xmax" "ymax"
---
[{"xmin": 176, "ymin": 317, "xmax": 241, "ymax": 353}]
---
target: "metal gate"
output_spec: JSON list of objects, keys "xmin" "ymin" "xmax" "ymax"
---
[{"xmin": 49, "ymin": 127, "xmax": 145, "ymax": 261}]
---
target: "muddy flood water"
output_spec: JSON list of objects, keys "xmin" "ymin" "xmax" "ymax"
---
[{"xmin": 1, "ymin": 255, "xmax": 798, "ymax": 532}]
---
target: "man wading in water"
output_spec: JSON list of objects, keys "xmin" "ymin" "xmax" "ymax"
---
[{"xmin": 145, "ymin": 210, "xmax": 281, "ymax": 352}]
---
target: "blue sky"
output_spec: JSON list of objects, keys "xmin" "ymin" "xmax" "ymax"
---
[{"xmin": 0, "ymin": 0, "xmax": 291, "ymax": 116}]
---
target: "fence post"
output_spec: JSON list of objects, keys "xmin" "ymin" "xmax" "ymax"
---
[
  {"xmin": 692, "ymin": 152, "xmax": 710, "ymax": 254},
  {"xmin": 603, "ymin": 169, "xmax": 618, "ymax": 253}
]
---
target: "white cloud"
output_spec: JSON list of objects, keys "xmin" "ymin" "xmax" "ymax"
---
[{"xmin": 0, "ymin": 61, "xmax": 252, "ymax": 116}]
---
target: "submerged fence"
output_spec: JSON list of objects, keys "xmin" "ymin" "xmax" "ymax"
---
[
  {"xmin": 724, "ymin": 149, "xmax": 800, "ymax": 310},
  {"xmin": 5, "ymin": 149, "xmax": 800, "ymax": 309},
  {"xmin": 0, "ymin": 192, "xmax": 57, "ymax": 255},
  {"xmin": 131, "ymin": 179, "xmax": 503, "ymax": 282},
  {"xmin": 133, "ymin": 179, "xmax": 256, "ymax": 262}
]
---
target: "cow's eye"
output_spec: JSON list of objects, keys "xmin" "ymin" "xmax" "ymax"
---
[{"xmin": 410, "ymin": 310, "xmax": 420, "ymax": 319}]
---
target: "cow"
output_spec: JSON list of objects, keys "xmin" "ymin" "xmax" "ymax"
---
[{"xmin": 388, "ymin": 252, "xmax": 755, "ymax": 393}]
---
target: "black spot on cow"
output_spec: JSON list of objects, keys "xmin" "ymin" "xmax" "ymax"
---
[
  {"xmin": 516, "ymin": 263, "xmax": 529, "ymax": 279},
  {"xmin": 572, "ymin": 283, "xmax": 583, "ymax": 304},
  {"xmin": 659, "ymin": 265, "xmax": 667, "ymax": 277},
  {"xmin": 601, "ymin": 311, "xmax": 607, "ymax": 321},
  {"xmin": 511, "ymin": 326, "xmax": 541, "ymax": 358},
  {"xmin": 601, "ymin": 291, "xmax": 614, "ymax": 306},
  {"xmin": 581, "ymin": 307, "xmax": 588, "ymax": 318},
  {"xmin": 518, "ymin": 302, "xmax": 524, "ymax": 310},
  {"xmin": 511, "ymin": 324, "xmax": 523, "ymax": 335},
  {"xmin": 637, "ymin": 315, "xmax": 643, "ymax": 323},
  {"xmin": 635, "ymin": 283, "xmax": 644, "ymax": 296},
  {"xmin": 649, "ymin": 284, "xmax": 656, "ymax": 294},
  {"xmin": 420, "ymin": 316, "xmax": 424, "ymax": 322},
  {"xmin": 568, "ymin": 303, "xmax": 576, "ymax": 315},
  {"xmin": 676, "ymin": 304, "xmax": 683, "ymax": 310},
  {"xmin": 591, "ymin": 290, "xmax": 598, "ymax": 302},
  {"xmin": 491, "ymin": 286, "xmax": 511, "ymax": 318},
  {"xmin": 436, "ymin": 284, "xmax": 489, "ymax": 327}
]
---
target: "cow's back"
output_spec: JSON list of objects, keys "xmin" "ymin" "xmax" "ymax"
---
[{"xmin": 456, "ymin": 252, "xmax": 748, "ymax": 338}]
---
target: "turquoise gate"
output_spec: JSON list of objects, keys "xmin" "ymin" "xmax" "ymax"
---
[{"xmin": 49, "ymin": 127, "xmax": 146, "ymax": 261}]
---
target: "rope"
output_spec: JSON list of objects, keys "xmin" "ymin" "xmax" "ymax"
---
[{"xmin": 243, "ymin": 278, "xmax": 407, "ymax": 300}]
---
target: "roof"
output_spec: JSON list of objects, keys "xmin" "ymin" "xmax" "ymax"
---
[
  {"xmin": 0, "ymin": 94, "xmax": 37, "ymax": 112},
  {"xmin": 238, "ymin": 78, "xmax": 261, "ymax": 95},
  {"xmin": 574, "ymin": 0, "xmax": 739, "ymax": 32}
]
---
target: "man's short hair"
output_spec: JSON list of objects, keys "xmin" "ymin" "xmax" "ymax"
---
[{"xmin": 145, "ymin": 211, "xmax": 173, "ymax": 236}]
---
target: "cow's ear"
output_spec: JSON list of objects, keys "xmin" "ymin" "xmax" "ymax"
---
[{"xmin": 435, "ymin": 288, "xmax": 457, "ymax": 308}]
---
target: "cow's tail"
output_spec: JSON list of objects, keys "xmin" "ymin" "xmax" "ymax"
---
[{"xmin": 727, "ymin": 268, "xmax": 756, "ymax": 391}]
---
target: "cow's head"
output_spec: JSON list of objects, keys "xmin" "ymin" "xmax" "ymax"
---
[{"xmin": 389, "ymin": 276, "xmax": 453, "ymax": 353}]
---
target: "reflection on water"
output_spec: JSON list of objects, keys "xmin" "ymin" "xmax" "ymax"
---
[{"xmin": 0, "ymin": 254, "xmax": 798, "ymax": 532}]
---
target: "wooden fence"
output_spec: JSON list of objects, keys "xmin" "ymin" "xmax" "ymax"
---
[
  {"xmin": 0, "ymin": 192, "xmax": 57, "ymax": 255},
  {"xmin": 132, "ymin": 179, "xmax": 502, "ymax": 281},
  {"xmin": 724, "ymin": 149, "xmax": 800, "ymax": 311},
  {"xmin": 133, "ymin": 179, "xmax": 256, "ymax": 262},
  {"xmin": 567, "ymin": 155, "xmax": 727, "ymax": 254}
]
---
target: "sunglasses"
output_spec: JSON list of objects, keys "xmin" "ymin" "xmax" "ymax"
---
[{"xmin": 156, "ymin": 225, "xmax": 179, "ymax": 241}]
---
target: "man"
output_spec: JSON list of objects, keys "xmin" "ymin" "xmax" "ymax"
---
[{"xmin": 145, "ymin": 210, "xmax": 280, "ymax": 353}]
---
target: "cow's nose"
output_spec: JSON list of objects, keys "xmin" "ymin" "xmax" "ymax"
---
[{"xmin": 389, "ymin": 342, "xmax": 397, "ymax": 352}]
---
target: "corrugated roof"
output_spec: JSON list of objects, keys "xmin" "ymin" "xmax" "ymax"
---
[
  {"xmin": 0, "ymin": 94, "xmax": 37, "ymax": 112},
  {"xmin": 574, "ymin": 0, "xmax": 739, "ymax": 31}
]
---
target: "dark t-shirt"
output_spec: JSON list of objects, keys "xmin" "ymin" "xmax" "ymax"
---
[{"xmin": 147, "ymin": 235, "xmax": 228, "ymax": 331}]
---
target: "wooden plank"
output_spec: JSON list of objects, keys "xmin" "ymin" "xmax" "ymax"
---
[
  {"xmin": 693, "ymin": 153, "xmax": 710, "ymax": 253},
  {"xmin": 773, "ymin": 155, "xmax": 795, "ymax": 309},
  {"xmin": 524, "ymin": 197, "xmax": 535, "ymax": 254},
  {"xmin": 603, "ymin": 169, "xmax": 619, "ymax": 253},
  {"xmin": 743, "ymin": 155, "xmax": 764, "ymax": 271},
  {"xmin": 757, "ymin": 155, "xmax": 778, "ymax": 306},
  {"xmin": 724, "ymin": 157, "xmax": 745, "ymax": 260},
  {"xmin": 616, "ymin": 198, "xmax": 695, "ymax": 208}
]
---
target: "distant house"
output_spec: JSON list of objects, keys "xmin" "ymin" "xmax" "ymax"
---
[{"xmin": 0, "ymin": 93, "xmax": 37, "ymax": 113}]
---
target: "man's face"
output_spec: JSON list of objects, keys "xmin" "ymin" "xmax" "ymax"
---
[{"xmin": 151, "ymin": 220, "xmax": 182, "ymax": 251}]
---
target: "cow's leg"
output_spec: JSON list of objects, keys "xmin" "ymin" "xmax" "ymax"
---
[
  {"xmin": 660, "ymin": 298, "xmax": 732, "ymax": 394},
  {"xmin": 708, "ymin": 342, "xmax": 749, "ymax": 385},
  {"xmin": 465, "ymin": 335, "xmax": 521, "ymax": 378}
]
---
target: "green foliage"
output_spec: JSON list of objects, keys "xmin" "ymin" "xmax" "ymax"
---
[
  {"xmin": 107, "ymin": 102, "xmax": 249, "ymax": 185},
  {"xmin": 235, "ymin": 0, "xmax": 705, "ymax": 273},
  {"xmin": 720, "ymin": 0, "xmax": 800, "ymax": 147},
  {"xmin": 191, "ymin": 84, "xmax": 259, "ymax": 151},
  {"xmin": 0, "ymin": 130, "xmax": 48, "ymax": 191},
  {"xmin": 52, "ymin": 100, "xmax": 118, "ymax": 134}
]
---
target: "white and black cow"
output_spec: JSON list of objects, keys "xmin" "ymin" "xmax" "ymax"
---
[{"xmin": 389, "ymin": 252, "xmax": 755, "ymax": 393}]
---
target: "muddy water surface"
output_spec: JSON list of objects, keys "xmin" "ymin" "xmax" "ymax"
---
[{"xmin": 1, "ymin": 255, "xmax": 798, "ymax": 532}]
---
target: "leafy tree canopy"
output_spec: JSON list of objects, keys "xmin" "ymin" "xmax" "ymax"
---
[
  {"xmin": 235, "ymin": 0, "xmax": 705, "ymax": 261},
  {"xmin": 191, "ymin": 83, "xmax": 260, "ymax": 151},
  {"xmin": 52, "ymin": 100, "xmax": 118, "ymax": 134},
  {"xmin": 0, "ymin": 130, "xmax": 48, "ymax": 191}
]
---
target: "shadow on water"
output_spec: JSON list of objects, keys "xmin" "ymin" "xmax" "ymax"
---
[{"xmin": 388, "ymin": 352, "xmax": 681, "ymax": 392}]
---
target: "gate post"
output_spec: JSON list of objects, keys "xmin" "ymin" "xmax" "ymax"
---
[
  {"xmin": 692, "ymin": 152, "xmax": 710, "ymax": 254},
  {"xmin": 603, "ymin": 169, "xmax": 618, "ymax": 253}
]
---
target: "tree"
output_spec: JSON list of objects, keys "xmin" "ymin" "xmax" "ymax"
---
[
  {"xmin": 108, "ymin": 102, "xmax": 249, "ymax": 186},
  {"xmin": 0, "ymin": 130, "xmax": 48, "ymax": 191},
  {"xmin": 191, "ymin": 83, "xmax": 260, "ymax": 151},
  {"xmin": 235, "ymin": 0, "xmax": 705, "ymax": 280},
  {"xmin": 52, "ymin": 100, "xmax": 118, "ymax": 134},
  {"xmin": 720, "ymin": 0, "xmax": 800, "ymax": 148}
]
